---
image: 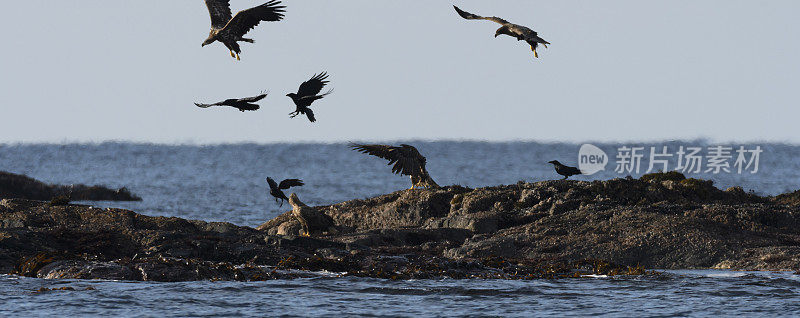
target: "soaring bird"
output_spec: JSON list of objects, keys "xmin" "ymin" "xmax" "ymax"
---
[
  {"xmin": 350, "ymin": 143, "xmax": 439, "ymax": 190},
  {"xmin": 201, "ymin": 0, "xmax": 285, "ymax": 60},
  {"xmin": 194, "ymin": 91, "xmax": 268, "ymax": 112},
  {"xmin": 453, "ymin": 5, "xmax": 550, "ymax": 58},
  {"xmin": 289, "ymin": 193, "xmax": 334, "ymax": 236},
  {"xmin": 267, "ymin": 177, "xmax": 304, "ymax": 207},
  {"xmin": 548, "ymin": 160, "xmax": 582, "ymax": 179},
  {"xmin": 287, "ymin": 72, "xmax": 333, "ymax": 123}
]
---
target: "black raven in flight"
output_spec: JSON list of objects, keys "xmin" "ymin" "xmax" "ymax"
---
[
  {"xmin": 287, "ymin": 72, "xmax": 333, "ymax": 123},
  {"xmin": 267, "ymin": 177, "xmax": 304, "ymax": 207},
  {"xmin": 194, "ymin": 91, "xmax": 268, "ymax": 112}
]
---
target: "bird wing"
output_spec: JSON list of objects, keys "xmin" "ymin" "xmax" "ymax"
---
[
  {"xmin": 296, "ymin": 72, "xmax": 329, "ymax": 97},
  {"xmin": 567, "ymin": 166, "xmax": 583, "ymax": 175},
  {"xmin": 220, "ymin": 0, "xmax": 285, "ymax": 38},
  {"xmin": 266, "ymin": 177, "xmax": 279, "ymax": 190},
  {"xmin": 194, "ymin": 99, "xmax": 227, "ymax": 108},
  {"xmin": 279, "ymin": 179, "xmax": 304, "ymax": 190},
  {"xmin": 453, "ymin": 5, "xmax": 510, "ymax": 25},
  {"xmin": 297, "ymin": 88, "xmax": 333, "ymax": 105},
  {"xmin": 350, "ymin": 144, "xmax": 419, "ymax": 176},
  {"xmin": 238, "ymin": 92, "xmax": 268, "ymax": 103},
  {"xmin": 399, "ymin": 145, "xmax": 425, "ymax": 176},
  {"xmin": 205, "ymin": 0, "xmax": 232, "ymax": 30},
  {"xmin": 351, "ymin": 144, "xmax": 399, "ymax": 161}
]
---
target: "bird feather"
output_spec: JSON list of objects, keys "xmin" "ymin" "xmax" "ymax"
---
[
  {"xmin": 205, "ymin": 0, "xmax": 232, "ymax": 30},
  {"xmin": 220, "ymin": 0, "xmax": 285, "ymax": 38},
  {"xmin": 279, "ymin": 179, "xmax": 304, "ymax": 190}
]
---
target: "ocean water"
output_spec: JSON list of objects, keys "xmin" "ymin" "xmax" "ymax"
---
[
  {"xmin": 1, "ymin": 142, "xmax": 799, "ymax": 316},
  {"xmin": 1, "ymin": 271, "xmax": 799, "ymax": 317}
]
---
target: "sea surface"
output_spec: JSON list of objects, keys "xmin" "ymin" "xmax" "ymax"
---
[{"xmin": 1, "ymin": 141, "xmax": 799, "ymax": 316}]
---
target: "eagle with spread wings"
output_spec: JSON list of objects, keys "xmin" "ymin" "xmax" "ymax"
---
[
  {"xmin": 453, "ymin": 5, "xmax": 550, "ymax": 58},
  {"xmin": 287, "ymin": 72, "xmax": 333, "ymax": 123},
  {"xmin": 350, "ymin": 143, "xmax": 439, "ymax": 190},
  {"xmin": 201, "ymin": 0, "xmax": 285, "ymax": 60},
  {"xmin": 194, "ymin": 91, "xmax": 268, "ymax": 112}
]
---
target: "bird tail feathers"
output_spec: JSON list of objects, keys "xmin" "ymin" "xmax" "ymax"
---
[{"xmin": 305, "ymin": 109, "xmax": 316, "ymax": 122}]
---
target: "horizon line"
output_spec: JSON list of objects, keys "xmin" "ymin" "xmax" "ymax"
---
[{"xmin": 1, "ymin": 137, "xmax": 797, "ymax": 146}]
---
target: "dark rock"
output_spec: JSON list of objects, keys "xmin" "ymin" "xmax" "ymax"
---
[
  {"xmin": 38, "ymin": 260, "xmax": 137, "ymax": 280},
  {"xmin": 330, "ymin": 228, "xmax": 472, "ymax": 248},
  {"xmin": 775, "ymin": 189, "xmax": 800, "ymax": 206},
  {"xmin": 265, "ymin": 235, "xmax": 346, "ymax": 250},
  {"xmin": 425, "ymin": 215, "xmax": 498, "ymax": 234},
  {"xmin": 0, "ymin": 171, "xmax": 141, "ymax": 201}
]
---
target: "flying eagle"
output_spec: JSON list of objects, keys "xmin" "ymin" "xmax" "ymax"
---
[
  {"xmin": 201, "ymin": 0, "xmax": 285, "ymax": 60},
  {"xmin": 453, "ymin": 5, "xmax": 550, "ymax": 58},
  {"xmin": 548, "ymin": 160, "xmax": 583, "ymax": 179},
  {"xmin": 267, "ymin": 177, "xmax": 304, "ymax": 207},
  {"xmin": 194, "ymin": 91, "xmax": 268, "ymax": 112},
  {"xmin": 350, "ymin": 143, "xmax": 439, "ymax": 190},
  {"xmin": 287, "ymin": 72, "xmax": 333, "ymax": 123}
]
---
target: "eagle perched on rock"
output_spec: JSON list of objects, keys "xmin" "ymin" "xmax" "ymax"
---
[
  {"xmin": 201, "ymin": 0, "xmax": 285, "ymax": 60},
  {"xmin": 350, "ymin": 143, "xmax": 439, "ymax": 190},
  {"xmin": 289, "ymin": 193, "xmax": 335, "ymax": 236},
  {"xmin": 453, "ymin": 5, "xmax": 550, "ymax": 58}
]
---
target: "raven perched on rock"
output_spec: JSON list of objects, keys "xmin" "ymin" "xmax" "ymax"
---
[
  {"xmin": 194, "ymin": 91, "xmax": 268, "ymax": 112},
  {"xmin": 267, "ymin": 177, "xmax": 303, "ymax": 207},
  {"xmin": 201, "ymin": 0, "xmax": 285, "ymax": 60},
  {"xmin": 548, "ymin": 160, "xmax": 582, "ymax": 179},
  {"xmin": 351, "ymin": 143, "xmax": 439, "ymax": 190},
  {"xmin": 287, "ymin": 72, "xmax": 333, "ymax": 123},
  {"xmin": 453, "ymin": 5, "xmax": 550, "ymax": 58}
]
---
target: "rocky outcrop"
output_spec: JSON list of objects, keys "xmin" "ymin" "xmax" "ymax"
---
[
  {"xmin": 260, "ymin": 174, "xmax": 800, "ymax": 270},
  {"xmin": 2, "ymin": 172, "xmax": 800, "ymax": 281},
  {"xmin": 0, "ymin": 198, "xmax": 642, "ymax": 281},
  {"xmin": 0, "ymin": 171, "xmax": 141, "ymax": 201}
]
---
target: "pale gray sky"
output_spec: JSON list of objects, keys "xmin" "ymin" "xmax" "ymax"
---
[{"xmin": 1, "ymin": 1, "xmax": 798, "ymax": 143}]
